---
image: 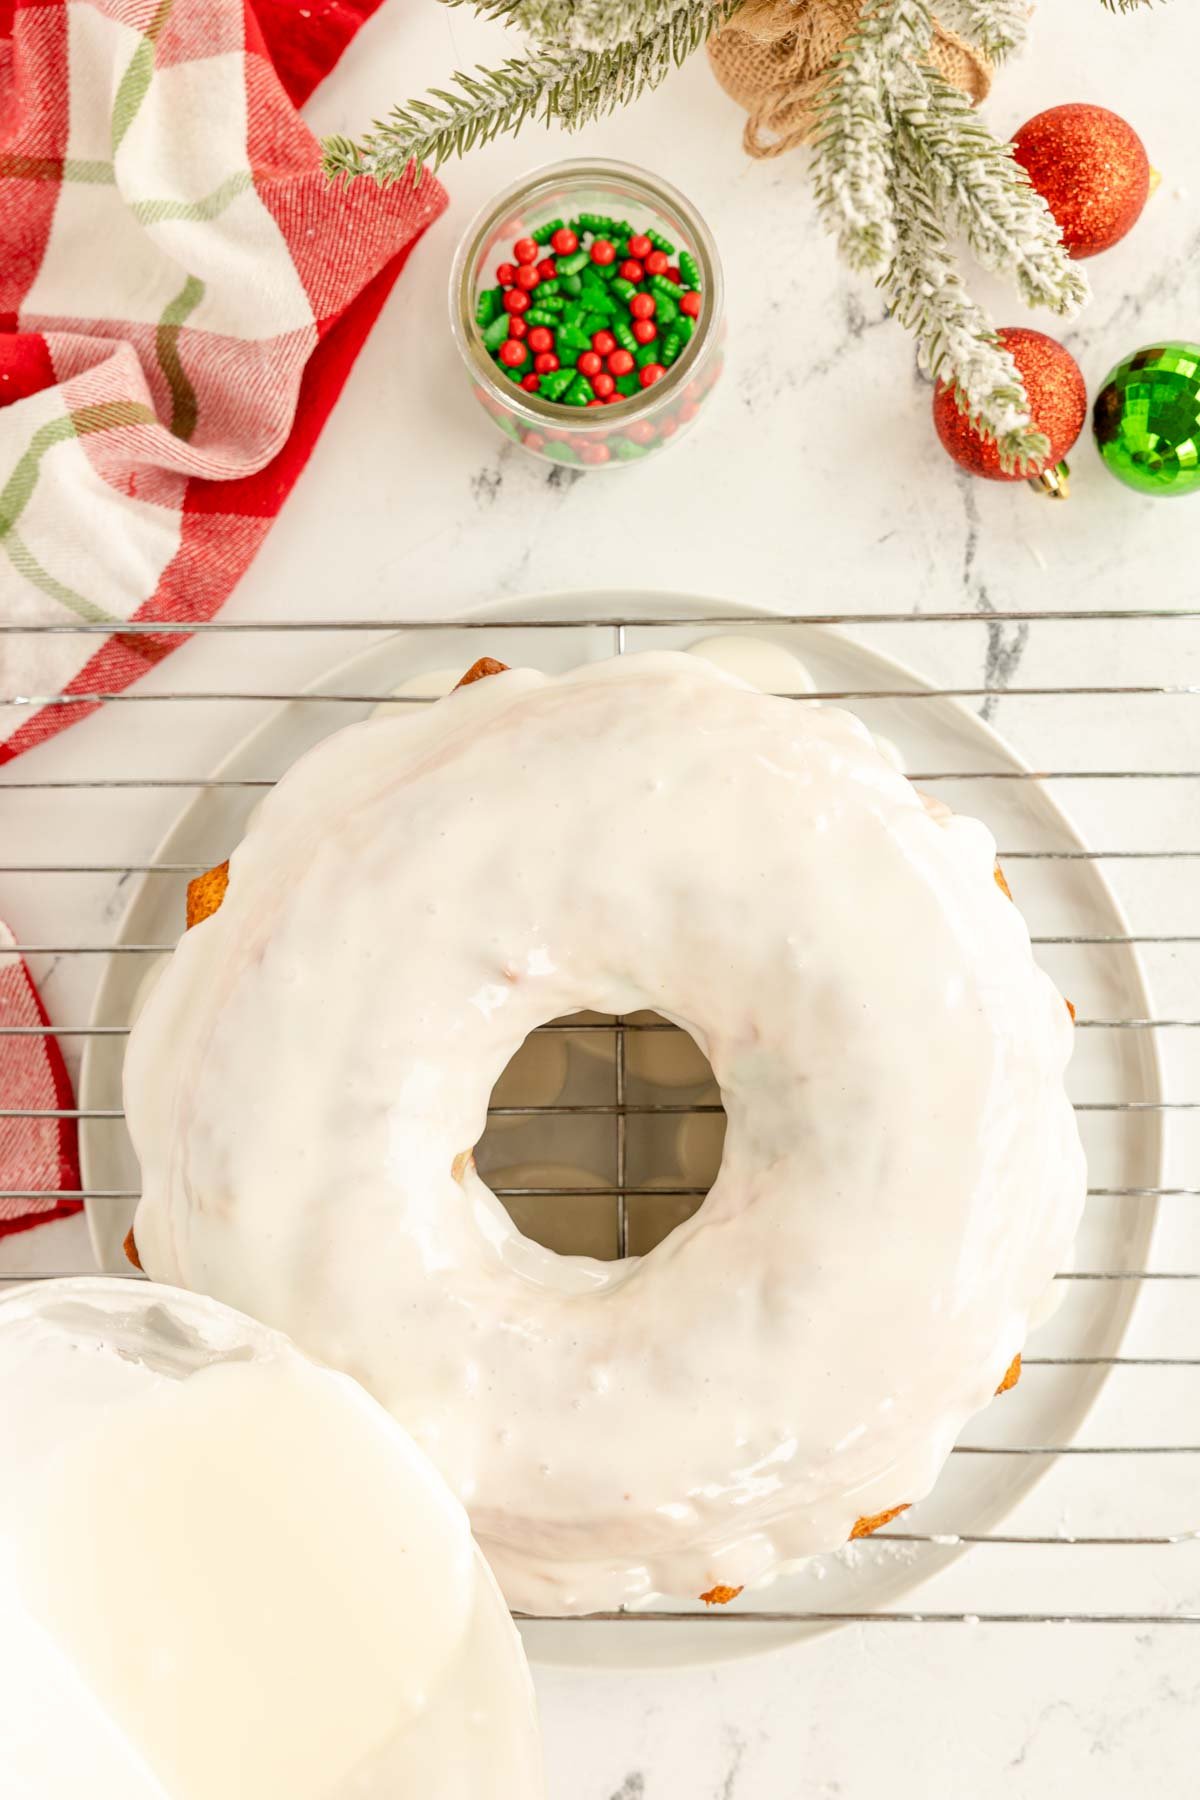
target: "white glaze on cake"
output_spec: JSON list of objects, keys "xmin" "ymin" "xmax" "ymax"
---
[{"xmin": 125, "ymin": 653, "xmax": 1086, "ymax": 1616}]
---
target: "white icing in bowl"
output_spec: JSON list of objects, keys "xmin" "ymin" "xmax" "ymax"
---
[{"xmin": 0, "ymin": 1280, "xmax": 543, "ymax": 1797}]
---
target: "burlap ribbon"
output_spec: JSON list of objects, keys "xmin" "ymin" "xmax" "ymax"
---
[{"xmin": 708, "ymin": 0, "xmax": 992, "ymax": 160}]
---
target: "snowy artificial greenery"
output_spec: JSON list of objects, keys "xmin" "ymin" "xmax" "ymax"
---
[
  {"xmin": 323, "ymin": 0, "xmax": 1150, "ymax": 466},
  {"xmin": 811, "ymin": 0, "xmax": 1089, "ymax": 469}
]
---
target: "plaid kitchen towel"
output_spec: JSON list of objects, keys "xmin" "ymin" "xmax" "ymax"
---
[
  {"xmin": 0, "ymin": 923, "xmax": 81, "ymax": 1236},
  {"xmin": 0, "ymin": 0, "xmax": 447, "ymax": 760},
  {"xmin": 0, "ymin": 0, "xmax": 447, "ymax": 1230}
]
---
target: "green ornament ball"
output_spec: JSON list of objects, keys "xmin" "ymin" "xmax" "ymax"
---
[{"xmin": 1093, "ymin": 342, "xmax": 1200, "ymax": 498}]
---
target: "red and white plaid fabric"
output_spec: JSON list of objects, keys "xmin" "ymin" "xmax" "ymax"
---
[
  {"xmin": 0, "ymin": 0, "xmax": 448, "ymax": 1231},
  {"xmin": 0, "ymin": 925, "xmax": 81, "ymax": 1236}
]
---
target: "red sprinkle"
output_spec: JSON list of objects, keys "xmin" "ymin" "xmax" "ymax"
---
[
  {"xmin": 527, "ymin": 326, "xmax": 554, "ymax": 353},
  {"xmin": 627, "ymin": 234, "xmax": 652, "ymax": 259},
  {"xmin": 503, "ymin": 289, "xmax": 530, "ymax": 315},
  {"xmin": 625, "ymin": 420, "xmax": 656, "ymax": 445},
  {"xmin": 619, "ymin": 260, "xmax": 644, "ymax": 282},
  {"xmin": 607, "ymin": 348, "xmax": 635, "ymax": 377},
  {"xmin": 680, "ymin": 291, "xmax": 702, "ymax": 318},
  {"xmin": 550, "ymin": 227, "xmax": 578, "ymax": 254},
  {"xmin": 498, "ymin": 338, "xmax": 528, "ymax": 368},
  {"xmin": 523, "ymin": 431, "xmax": 545, "ymax": 450},
  {"xmin": 581, "ymin": 443, "xmax": 611, "ymax": 464},
  {"xmin": 507, "ymin": 316, "xmax": 528, "ymax": 339},
  {"xmin": 520, "ymin": 372, "xmax": 541, "ymax": 391},
  {"xmin": 639, "ymin": 363, "xmax": 665, "ymax": 388},
  {"xmin": 513, "ymin": 237, "xmax": 538, "ymax": 265},
  {"xmin": 495, "ymin": 262, "xmax": 516, "ymax": 286},
  {"xmin": 659, "ymin": 418, "xmax": 678, "ymax": 439},
  {"xmin": 536, "ymin": 258, "xmax": 557, "ymax": 281},
  {"xmin": 534, "ymin": 351, "xmax": 560, "ymax": 374},
  {"xmin": 629, "ymin": 293, "xmax": 656, "ymax": 320},
  {"xmin": 591, "ymin": 371, "xmax": 616, "ymax": 399},
  {"xmin": 590, "ymin": 238, "xmax": 616, "ymax": 265},
  {"xmin": 644, "ymin": 250, "xmax": 669, "ymax": 276},
  {"xmin": 665, "ymin": 266, "xmax": 682, "ymax": 285},
  {"xmin": 632, "ymin": 319, "xmax": 657, "ymax": 345},
  {"xmin": 577, "ymin": 350, "xmax": 602, "ymax": 377},
  {"xmin": 678, "ymin": 398, "xmax": 699, "ymax": 423},
  {"xmin": 592, "ymin": 330, "xmax": 616, "ymax": 356},
  {"xmin": 514, "ymin": 264, "xmax": 540, "ymax": 291},
  {"xmin": 586, "ymin": 398, "xmax": 606, "ymax": 408}
]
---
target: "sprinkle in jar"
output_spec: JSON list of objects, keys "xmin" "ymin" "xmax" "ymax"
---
[{"xmin": 475, "ymin": 210, "xmax": 704, "ymax": 414}]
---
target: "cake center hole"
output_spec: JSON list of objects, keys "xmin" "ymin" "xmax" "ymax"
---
[{"xmin": 474, "ymin": 1011, "xmax": 726, "ymax": 1260}]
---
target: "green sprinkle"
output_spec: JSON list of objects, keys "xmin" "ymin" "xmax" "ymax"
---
[
  {"xmin": 558, "ymin": 325, "xmax": 592, "ymax": 352},
  {"xmin": 537, "ymin": 278, "xmax": 561, "ymax": 297},
  {"xmin": 544, "ymin": 441, "xmax": 579, "ymax": 463},
  {"xmin": 560, "ymin": 274, "xmax": 583, "ymax": 297},
  {"xmin": 524, "ymin": 307, "xmax": 556, "ymax": 327},
  {"xmin": 475, "ymin": 287, "xmax": 501, "ymax": 327},
  {"xmin": 533, "ymin": 218, "xmax": 563, "ymax": 244},
  {"xmin": 614, "ymin": 437, "xmax": 649, "ymax": 460},
  {"xmin": 679, "ymin": 251, "xmax": 700, "ymax": 288},
  {"xmin": 561, "ymin": 303, "xmax": 587, "ymax": 328},
  {"xmin": 565, "ymin": 374, "xmax": 593, "ymax": 406},
  {"xmin": 482, "ymin": 312, "xmax": 511, "ymax": 351},
  {"xmin": 649, "ymin": 274, "xmax": 680, "ymax": 302},
  {"xmin": 662, "ymin": 331, "xmax": 682, "ymax": 365},
  {"xmin": 612, "ymin": 278, "xmax": 637, "ymax": 302},
  {"xmin": 646, "ymin": 228, "xmax": 675, "ymax": 254},
  {"xmin": 636, "ymin": 342, "xmax": 658, "ymax": 369},
  {"xmin": 536, "ymin": 295, "xmax": 567, "ymax": 314},
  {"xmin": 654, "ymin": 295, "xmax": 679, "ymax": 327},
  {"xmin": 615, "ymin": 373, "xmax": 638, "ymax": 397},
  {"xmin": 555, "ymin": 250, "xmax": 589, "ymax": 276},
  {"xmin": 613, "ymin": 320, "xmax": 637, "ymax": 353},
  {"xmin": 539, "ymin": 369, "xmax": 574, "ymax": 402},
  {"xmin": 583, "ymin": 312, "xmax": 609, "ymax": 336},
  {"xmin": 677, "ymin": 315, "xmax": 695, "ymax": 345}
]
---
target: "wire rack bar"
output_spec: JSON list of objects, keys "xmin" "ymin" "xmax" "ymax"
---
[
  {"xmin": 6, "ymin": 772, "xmax": 1200, "ymax": 789},
  {"xmin": 4, "ymin": 607, "xmax": 1200, "ymax": 629},
  {"xmin": 515, "ymin": 1611, "xmax": 1200, "ymax": 1625},
  {"xmin": 7, "ymin": 685, "xmax": 1200, "ymax": 708}
]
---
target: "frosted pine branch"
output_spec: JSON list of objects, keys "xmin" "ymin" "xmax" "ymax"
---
[
  {"xmin": 504, "ymin": 0, "xmax": 738, "ymax": 51},
  {"xmin": 901, "ymin": 72, "xmax": 1090, "ymax": 313},
  {"xmin": 813, "ymin": 0, "xmax": 1088, "ymax": 462},
  {"xmin": 935, "ymin": 0, "xmax": 1028, "ymax": 61},
  {"xmin": 886, "ymin": 128, "xmax": 1049, "ymax": 471},
  {"xmin": 810, "ymin": 0, "xmax": 937, "ymax": 270},
  {"xmin": 323, "ymin": 0, "xmax": 735, "ymax": 183}
]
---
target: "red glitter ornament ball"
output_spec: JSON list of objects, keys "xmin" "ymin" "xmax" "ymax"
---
[
  {"xmin": 931, "ymin": 328, "xmax": 1087, "ymax": 483},
  {"xmin": 1012, "ymin": 104, "xmax": 1151, "ymax": 259}
]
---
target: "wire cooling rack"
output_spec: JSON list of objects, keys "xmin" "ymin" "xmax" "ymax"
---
[{"xmin": 1, "ymin": 602, "xmax": 1198, "ymax": 1635}]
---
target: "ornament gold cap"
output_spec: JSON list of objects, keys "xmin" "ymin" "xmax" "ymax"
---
[{"xmin": 1028, "ymin": 460, "xmax": 1070, "ymax": 500}]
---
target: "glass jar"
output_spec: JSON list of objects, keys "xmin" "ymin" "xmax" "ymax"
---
[{"xmin": 450, "ymin": 158, "xmax": 724, "ymax": 470}]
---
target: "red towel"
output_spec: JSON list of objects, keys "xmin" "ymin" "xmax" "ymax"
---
[{"xmin": 0, "ymin": 0, "xmax": 447, "ymax": 1231}]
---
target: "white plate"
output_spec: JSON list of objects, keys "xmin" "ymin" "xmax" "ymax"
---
[{"xmin": 80, "ymin": 591, "xmax": 1162, "ymax": 1669}]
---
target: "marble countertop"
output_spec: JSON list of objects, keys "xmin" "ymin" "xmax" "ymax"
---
[{"xmin": 5, "ymin": 0, "xmax": 1200, "ymax": 1792}]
